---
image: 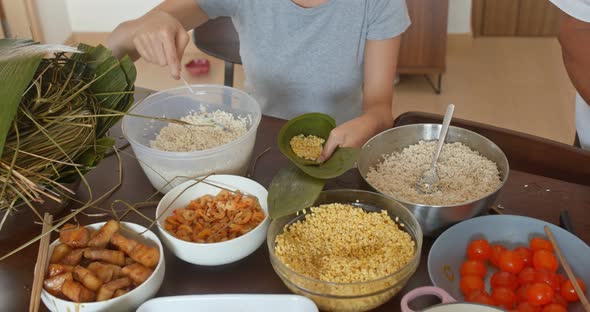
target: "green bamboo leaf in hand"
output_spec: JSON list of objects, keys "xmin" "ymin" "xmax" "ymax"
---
[{"xmin": 277, "ymin": 112, "xmax": 360, "ymax": 179}]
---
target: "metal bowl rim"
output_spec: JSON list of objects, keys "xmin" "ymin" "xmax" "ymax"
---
[{"xmin": 359, "ymin": 124, "xmax": 510, "ymax": 209}]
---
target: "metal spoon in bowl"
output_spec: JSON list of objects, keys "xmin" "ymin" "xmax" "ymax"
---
[
  {"xmin": 180, "ymin": 73, "xmax": 230, "ymax": 131},
  {"xmin": 416, "ymin": 104, "xmax": 455, "ymax": 194}
]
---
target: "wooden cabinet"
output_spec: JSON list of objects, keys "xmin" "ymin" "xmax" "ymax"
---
[
  {"xmin": 397, "ymin": 0, "xmax": 449, "ymax": 93},
  {"xmin": 472, "ymin": 0, "xmax": 560, "ymax": 36}
]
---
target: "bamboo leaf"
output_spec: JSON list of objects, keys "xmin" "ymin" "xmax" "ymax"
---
[
  {"xmin": 298, "ymin": 147, "xmax": 360, "ymax": 179},
  {"xmin": 268, "ymin": 165, "xmax": 326, "ymax": 219},
  {"xmin": 277, "ymin": 112, "xmax": 359, "ymax": 179},
  {"xmin": 73, "ymin": 44, "xmax": 136, "ymax": 138},
  {"xmin": 96, "ymin": 55, "xmax": 136, "ymax": 137},
  {"xmin": 59, "ymin": 137, "xmax": 116, "ymax": 183},
  {"xmin": 278, "ymin": 112, "xmax": 336, "ymax": 165},
  {"xmin": 0, "ymin": 39, "xmax": 43, "ymax": 156}
]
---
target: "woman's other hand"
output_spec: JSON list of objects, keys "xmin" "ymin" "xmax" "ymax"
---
[
  {"xmin": 107, "ymin": 0, "xmax": 209, "ymax": 79},
  {"xmin": 317, "ymin": 112, "xmax": 392, "ymax": 163}
]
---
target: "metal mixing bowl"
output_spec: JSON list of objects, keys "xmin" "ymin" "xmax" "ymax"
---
[{"xmin": 358, "ymin": 124, "xmax": 509, "ymax": 236}]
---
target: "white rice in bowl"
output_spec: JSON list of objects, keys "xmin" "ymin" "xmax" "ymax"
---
[
  {"xmin": 150, "ymin": 110, "xmax": 248, "ymax": 152},
  {"xmin": 366, "ymin": 140, "xmax": 502, "ymax": 206}
]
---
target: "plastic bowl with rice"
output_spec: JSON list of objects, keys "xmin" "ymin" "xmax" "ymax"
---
[{"xmin": 122, "ymin": 85, "xmax": 261, "ymax": 193}]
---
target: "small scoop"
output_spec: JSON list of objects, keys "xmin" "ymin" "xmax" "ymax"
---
[{"xmin": 416, "ymin": 104, "xmax": 455, "ymax": 194}]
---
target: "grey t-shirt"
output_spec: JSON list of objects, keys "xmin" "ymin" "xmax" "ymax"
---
[{"xmin": 196, "ymin": 0, "xmax": 410, "ymax": 124}]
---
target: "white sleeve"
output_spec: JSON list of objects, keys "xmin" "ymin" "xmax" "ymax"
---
[{"xmin": 549, "ymin": 0, "xmax": 590, "ymax": 22}]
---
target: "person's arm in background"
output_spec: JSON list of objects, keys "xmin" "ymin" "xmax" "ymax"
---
[
  {"xmin": 558, "ymin": 12, "xmax": 590, "ymax": 104},
  {"xmin": 107, "ymin": 0, "xmax": 210, "ymax": 79},
  {"xmin": 318, "ymin": 36, "xmax": 400, "ymax": 162}
]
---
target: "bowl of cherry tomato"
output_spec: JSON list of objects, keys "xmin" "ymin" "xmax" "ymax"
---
[{"xmin": 428, "ymin": 215, "xmax": 590, "ymax": 312}]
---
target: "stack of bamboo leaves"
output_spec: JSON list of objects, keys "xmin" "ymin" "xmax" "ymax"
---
[{"xmin": 0, "ymin": 39, "xmax": 136, "ymax": 228}]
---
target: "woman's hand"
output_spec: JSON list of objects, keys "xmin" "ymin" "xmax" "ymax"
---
[
  {"xmin": 107, "ymin": 11, "xmax": 189, "ymax": 79},
  {"xmin": 317, "ymin": 112, "xmax": 392, "ymax": 163},
  {"xmin": 107, "ymin": 0, "xmax": 209, "ymax": 79}
]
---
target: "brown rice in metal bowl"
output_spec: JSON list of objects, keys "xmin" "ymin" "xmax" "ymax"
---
[{"xmin": 366, "ymin": 140, "xmax": 502, "ymax": 206}]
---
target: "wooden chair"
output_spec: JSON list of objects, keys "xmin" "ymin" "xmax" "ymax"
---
[{"xmin": 192, "ymin": 17, "xmax": 242, "ymax": 87}]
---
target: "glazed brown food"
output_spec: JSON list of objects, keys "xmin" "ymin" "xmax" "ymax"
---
[
  {"xmin": 96, "ymin": 277, "xmax": 131, "ymax": 301},
  {"xmin": 43, "ymin": 272, "xmax": 73, "ymax": 296},
  {"xmin": 49, "ymin": 244, "xmax": 72, "ymax": 264},
  {"xmin": 43, "ymin": 221, "xmax": 160, "ymax": 303},
  {"xmin": 47, "ymin": 264, "xmax": 74, "ymax": 278},
  {"xmin": 60, "ymin": 224, "xmax": 91, "ymax": 248}
]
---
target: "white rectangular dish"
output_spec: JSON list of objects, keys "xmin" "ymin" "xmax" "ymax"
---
[{"xmin": 136, "ymin": 294, "xmax": 318, "ymax": 312}]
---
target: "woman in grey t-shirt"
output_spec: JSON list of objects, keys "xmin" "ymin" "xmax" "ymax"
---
[{"xmin": 108, "ymin": 0, "xmax": 410, "ymax": 161}]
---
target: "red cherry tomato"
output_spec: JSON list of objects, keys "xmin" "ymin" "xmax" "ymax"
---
[
  {"xmin": 518, "ymin": 267, "xmax": 536, "ymax": 285},
  {"xmin": 560, "ymin": 277, "xmax": 586, "ymax": 302},
  {"xmin": 532, "ymin": 250, "xmax": 558, "ymax": 272},
  {"xmin": 530, "ymin": 237, "xmax": 554, "ymax": 253},
  {"xmin": 516, "ymin": 301, "xmax": 541, "ymax": 312},
  {"xmin": 541, "ymin": 303, "xmax": 566, "ymax": 312},
  {"xmin": 527, "ymin": 282, "xmax": 555, "ymax": 306},
  {"xmin": 534, "ymin": 269, "xmax": 560, "ymax": 290},
  {"xmin": 492, "ymin": 287, "xmax": 517, "ymax": 309},
  {"xmin": 467, "ymin": 239, "xmax": 492, "ymax": 262},
  {"xmin": 514, "ymin": 247, "xmax": 533, "ymax": 267},
  {"xmin": 499, "ymin": 250, "xmax": 525, "ymax": 274},
  {"xmin": 492, "ymin": 271, "xmax": 519, "ymax": 290},
  {"xmin": 517, "ymin": 284, "xmax": 532, "ymax": 303},
  {"xmin": 461, "ymin": 260, "xmax": 487, "ymax": 278},
  {"xmin": 461, "ymin": 275, "xmax": 485, "ymax": 295},
  {"xmin": 466, "ymin": 289, "xmax": 497, "ymax": 306},
  {"xmin": 555, "ymin": 274, "xmax": 567, "ymax": 291},
  {"xmin": 551, "ymin": 293, "xmax": 568, "ymax": 308},
  {"xmin": 491, "ymin": 244, "xmax": 507, "ymax": 267}
]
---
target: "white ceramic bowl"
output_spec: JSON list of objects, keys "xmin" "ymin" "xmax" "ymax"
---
[
  {"xmin": 137, "ymin": 294, "xmax": 318, "ymax": 312},
  {"xmin": 156, "ymin": 174, "xmax": 269, "ymax": 266},
  {"xmin": 41, "ymin": 222, "xmax": 165, "ymax": 312}
]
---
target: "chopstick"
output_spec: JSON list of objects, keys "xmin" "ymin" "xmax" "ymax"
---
[
  {"xmin": 544, "ymin": 225, "xmax": 590, "ymax": 312},
  {"xmin": 29, "ymin": 213, "xmax": 53, "ymax": 312}
]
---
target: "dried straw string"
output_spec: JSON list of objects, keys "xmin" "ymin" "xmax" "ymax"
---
[
  {"xmin": 0, "ymin": 143, "xmax": 125, "ymax": 261},
  {"xmin": 0, "ymin": 55, "xmax": 102, "ymax": 215}
]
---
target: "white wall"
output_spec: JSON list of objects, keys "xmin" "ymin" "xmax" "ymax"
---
[
  {"xmin": 448, "ymin": 0, "xmax": 472, "ymax": 33},
  {"xmin": 37, "ymin": 0, "xmax": 72, "ymax": 43},
  {"xmin": 66, "ymin": 0, "xmax": 472, "ymax": 34},
  {"xmin": 66, "ymin": 0, "xmax": 163, "ymax": 32}
]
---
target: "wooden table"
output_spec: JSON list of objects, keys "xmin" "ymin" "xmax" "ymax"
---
[{"xmin": 1, "ymin": 107, "xmax": 589, "ymax": 311}]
